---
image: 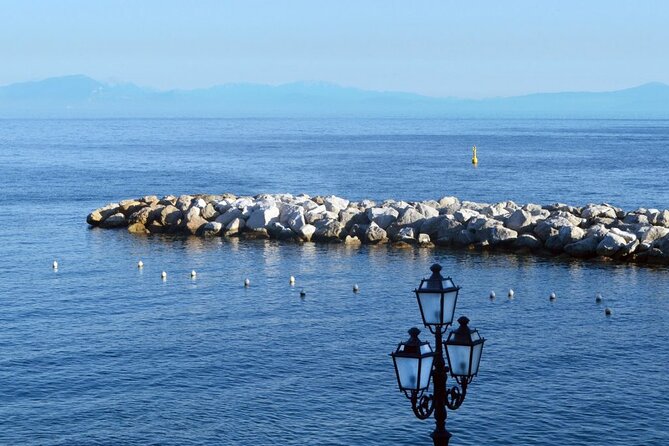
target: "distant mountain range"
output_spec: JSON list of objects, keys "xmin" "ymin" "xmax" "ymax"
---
[{"xmin": 1, "ymin": 75, "xmax": 668, "ymax": 118}]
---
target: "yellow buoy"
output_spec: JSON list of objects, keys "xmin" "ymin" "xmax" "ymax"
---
[{"xmin": 472, "ymin": 145, "xmax": 478, "ymax": 165}]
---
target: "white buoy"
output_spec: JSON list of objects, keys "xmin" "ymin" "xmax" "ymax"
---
[
  {"xmin": 289, "ymin": 275, "xmax": 295, "ymax": 285},
  {"xmin": 300, "ymin": 289, "xmax": 306, "ymax": 297},
  {"xmin": 191, "ymin": 270, "xmax": 197, "ymax": 278},
  {"xmin": 605, "ymin": 307, "xmax": 612, "ymax": 316},
  {"xmin": 52, "ymin": 260, "xmax": 58, "ymax": 270},
  {"xmin": 353, "ymin": 284, "xmax": 360, "ymax": 293},
  {"xmin": 161, "ymin": 271, "xmax": 167, "ymax": 280},
  {"xmin": 137, "ymin": 260, "xmax": 144, "ymax": 269},
  {"xmin": 595, "ymin": 292, "xmax": 603, "ymax": 304},
  {"xmin": 244, "ymin": 278, "xmax": 250, "ymax": 287},
  {"xmin": 508, "ymin": 289, "xmax": 514, "ymax": 299},
  {"xmin": 489, "ymin": 291, "xmax": 496, "ymax": 300},
  {"xmin": 549, "ymin": 292, "xmax": 556, "ymax": 301}
]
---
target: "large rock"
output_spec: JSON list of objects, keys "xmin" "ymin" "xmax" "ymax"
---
[
  {"xmin": 396, "ymin": 208, "xmax": 425, "ymax": 230},
  {"xmin": 127, "ymin": 222, "xmax": 149, "ymax": 234},
  {"xmin": 129, "ymin": 205, "xmax": 160, "ymax": 226},
  {"xmin": 215, "ymin": 208, "xmax": 244, "ymax": 227},
  {"xmin": 312, "ymin": 219, "xmax": 344, "ymax": 242},
  {"xmin": 99, "ymin": 212, "xmax": 127, "ymax": 228},
  {"xmin": 416, "ymin": 203, "xmax": 439, "ymax": 218},
  {"xmin": 438, "ymin": 196, "xmax": 461, "ymax": 214},
  {"xmin": 201, "ymin": 221, "xmax": 223, "ymax": 236},
  {"xmin": 305, "ymin": 205, "xmax": 327, "ymax": 224},
  {"xmin": 564, "ymin": 236, "xmax": 600, "ymax": 258},
  {"xmin": 505, "ymin": 209, "xmax": 534, "ymax": 233},
  {"xmin": 397, "ymin": 227, "xmax": 416, "ymax": 242},
  {"xmin": 639, "ymin": 226, "xmax": 669, "ymax": 244},
  {"xmin": 279, "ymin": 204, "xmax": 303, "ymax": 225},
  {"xmin": 87, "ymin": 204, "xmax": 119, "ymax": 226},
  {"xmin": 597, "ymin": 233, "xmax": 633, "ymax": 258},
  {"xmin": 582, "ymin": 204, "xmax": 617, "ymax": 220},
  {"xmin": 185, "ymin": 207, "xmax": 208, "ymax": 235},
  {"xmin": 514, "ymin": 234, "xmax": 543, "ymax": 250},
  {"xmin": 267, "ymin": 222, "xmax": 296, "ymax": 240},
  {"xmin": 485, "ymin": 226, "xmax": 518, "ymax": 246},
  {"xmin": 366, "ymin": 207, "xmax": 399, "ymax": 229},
  {"xmin": 176, "ymin": 195, "xmax": 193, "ymax": 212},
  {"xmin": 201, "ymin": 203, "xmax": 220, "ymax": 220},
  {"xmin": 118, "ymin": 200, "xmax": 144, "ymax": 217},
  {"xmin": 436, "ymin": 217, "xmax": 463, "ymax": 241},
  {"xmin": 224, "ymin": 217, "xmax": 245, "ymax": 235},
  {"xmin": 558, "ymin": 225, "xmax": 585, "ymax": 245},
  {"xmin": 159, "ymin": 205, "xmax": 183, "ymax": 228},
  {"xmin": 246, "ymin": 206, "xmax": 280, "ymax": 230},
  {"xmin": 454, "ymin": 209, "xmax": 480, "ymax": 224},
  {"xmin": 364, "ymin": 222, "xmax": 387, "ymax": 243},
  {"xmin": 298, "ymin": 224, "xmax": 316, "ymax": 241},
  {"xmin": 324, "ymin": 195, "xmax": 350, "ymax": 213}
]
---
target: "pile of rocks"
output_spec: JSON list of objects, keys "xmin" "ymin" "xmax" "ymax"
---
[{"xmin": 87, "ymin": 193, "xmax": 669, "ymax": 264}]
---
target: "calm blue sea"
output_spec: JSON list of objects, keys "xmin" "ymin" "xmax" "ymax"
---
[{"xmin": 0, "ymin": 118, "xmax": 668, "ymax": 446}]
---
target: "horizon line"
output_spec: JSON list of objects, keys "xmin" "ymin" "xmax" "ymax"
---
[{"xmin": 2, "ymin": 74, "xmax": 667, "ymax": 102}]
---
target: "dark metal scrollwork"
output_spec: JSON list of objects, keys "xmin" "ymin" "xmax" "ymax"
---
[
  {"xmin": 411, "ymin": 392, "xmax": 435, "ymax": 420},
  {"xmin": 444, "ymin": 380, "xmax": 467, "ymax": 411}
]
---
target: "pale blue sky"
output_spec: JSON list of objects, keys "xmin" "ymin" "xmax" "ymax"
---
[{"xmin": 1, "ymin": 0, "xmax": 667, "ymax": 97}]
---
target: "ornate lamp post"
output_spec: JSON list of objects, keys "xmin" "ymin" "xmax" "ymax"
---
[{"xmin": 391, "ymin": 264, "xmax": 485, "ymax": 446}]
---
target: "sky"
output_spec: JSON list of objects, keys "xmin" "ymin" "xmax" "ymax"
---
[{"xmin": 1, "ymin": 0, "xmax": 667, "ymax": 98}]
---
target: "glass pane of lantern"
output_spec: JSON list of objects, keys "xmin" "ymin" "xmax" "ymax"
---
[
  {"xmin": 447, "ymin": 344, "xmax": 471, "ymax": 376},
  {"xmin": 417, "ymin": 292, "xmax": 443, "ymax": 324},
  {"xmin": 395, "ymin": 357, "xmax": 420, "ymax": 389},
  {"xmin": 419, "ymin": 356, "xmax": 434, "ymax": 389},
  {"xmin": 444, "ymin": 278, "xmax": 455, "ymax": 288},
  {"xmin": 420, "ymin": 343, "xmax": 433, "ymax": 355},
  {"xmin": 442, "ymin": 290, "xmax": 458, "ymax": 325},
  {"xmin": 470, "ymin": 342, "xmax": 483, "ymax": 375}
]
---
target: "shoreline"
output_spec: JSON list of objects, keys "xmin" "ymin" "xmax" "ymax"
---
[{"xmin": 86, "ymin": 193, "xmax": 669, "ymax": 265}]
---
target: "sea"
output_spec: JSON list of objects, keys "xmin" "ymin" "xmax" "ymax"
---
[{"xmin": 0, "ymin": 118, "xmax": 668, "ymax": 446}]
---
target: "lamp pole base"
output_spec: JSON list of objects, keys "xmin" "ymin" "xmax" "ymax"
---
[{"xmin": 431, "ymin": 429, "xmax": 452, "ymax": 446}]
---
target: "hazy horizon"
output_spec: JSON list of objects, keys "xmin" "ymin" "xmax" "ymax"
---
[
  {"xmin": 2, "ymin": 1, "xmax": 668, "ymax": 98},
  {"xmin": 2, "ymin": 73, "xmax": 667, "ymax": 100}
]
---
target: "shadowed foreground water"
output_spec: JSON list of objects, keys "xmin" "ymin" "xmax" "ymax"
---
[{"xmin": 1, "ymin": 118, "xmax": 668, "ymax": 445}]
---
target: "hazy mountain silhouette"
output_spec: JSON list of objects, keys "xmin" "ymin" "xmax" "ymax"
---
[{"xmin": 1, "ymin": 75, "xmax": 668, "ymax": 118}]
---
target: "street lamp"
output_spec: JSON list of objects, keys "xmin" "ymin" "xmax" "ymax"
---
[{"xmin": 391, "ymin": 264, "xmax": 486, "ymax": 446}]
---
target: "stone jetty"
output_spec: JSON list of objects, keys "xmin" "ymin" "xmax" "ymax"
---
[{"xmin": 87, "ymin": 193, "xmax": 669, "ymax": 264}]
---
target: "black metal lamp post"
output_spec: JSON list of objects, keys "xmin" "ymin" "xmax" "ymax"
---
[{"xmin": 391, "ymin": 264, "xmax": 485, "ymax": 446}]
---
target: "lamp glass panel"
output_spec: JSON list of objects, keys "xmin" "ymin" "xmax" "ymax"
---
[
  {"xmin": 395, "ymin": 357, "xmax": 420, "ymax": 390},
  {"xmin": 447, "ymin": 344, "xmax": 472, "ymax": 376},
  {"xmin": 442, "ymin": 290, "xmax": 458, "ymax": 325},
  {"xmin": 420, "ymin": 343, "xmax": 433, "ymax": 355},
  {"xmin": 419, "ymin": 356, "xmax": 434, "ymax": 389},
  {"xmin": 417, "ymin": 292, "xmax": 442, "ymax": 324},
  {"xmin": 470, "ymin": 342, "xmax": 483, "ymax": 375},
  {"xmin": 444, "ymin": 278, "xmax": 455, "ymax": 288}
]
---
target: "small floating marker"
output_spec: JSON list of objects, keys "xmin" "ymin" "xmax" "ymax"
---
[
  {"xmin": 353, "ymin": 284, "xmax": 360, "ymax": 293},
  {"xmin": 508, "ymin": 289, "xmax": 514, "ymax": 299},
  {"xmin": 161, "ymin": 271, "xmax": 167, "ymax": 280},
  {"xmin": 244, "ymin": 278, "xmax": 250, "ymax": 287},
  {"xmin": 191, "ymin": 270, "xmax": 197, "ymax": 279},
  {"xmin": 489, "ymin": 291, "xmax": 496, "ymax": 300},
  {"xmin": 137, "ymin": 260, "xmax": 144, "ymax": 269},
  {"xmin": 289, "ymin": 275, "xmax": 295, "ymax": 285},
  {"xmin": 604, "ymin": 307, "xmax": 613, "ymax": 316},
  {"xmin": 299, "ymin": 289, "xmax": 306, "ymax": 297},
  {"xmin": 52, "ymin": 260, "xmax": 58, "ymax": 270},
  {"xmin": 549, "ymin": 292, "xmax": 557, "ymax": 301},
  {"xmin": 472, "ymin": 145, "xmax": 478, "ymax": 165},
  {"xmin": 595, "ymin": 292, "xmax": 603, "ymax": 304}
]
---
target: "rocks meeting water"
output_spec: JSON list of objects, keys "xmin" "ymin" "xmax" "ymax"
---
[{"xmin": 87, "ymin": 193, "xmax": 669, "ymax": 265}]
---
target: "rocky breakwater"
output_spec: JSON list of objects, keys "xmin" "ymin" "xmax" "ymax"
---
[{"xmin": 87, "ymin": 193, "xmax": 669, "ymax": 264}]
